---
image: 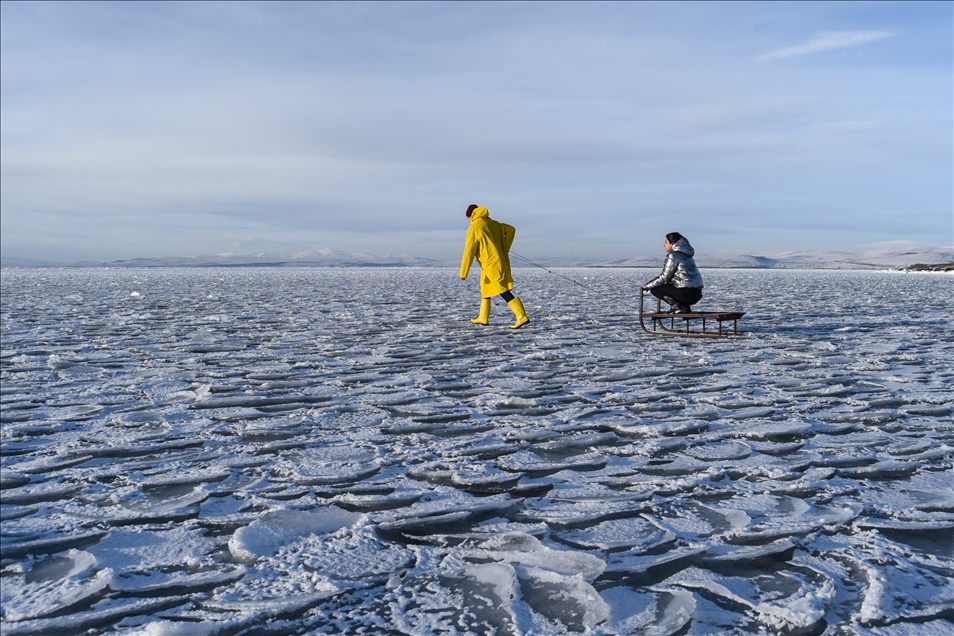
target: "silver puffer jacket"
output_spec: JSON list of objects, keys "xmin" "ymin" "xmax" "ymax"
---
[{"xmin": 645, "ymin": 237, "xmax": 704, "ymax": 289}]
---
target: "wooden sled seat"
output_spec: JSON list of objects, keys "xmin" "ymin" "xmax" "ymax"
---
[
  {"xmin": 641, "ymin": 311, "xmax": 745, "ymax": 321},
  {"xmin": 639, "ymin": 291, "xmax": 745, "ymax": 338}
]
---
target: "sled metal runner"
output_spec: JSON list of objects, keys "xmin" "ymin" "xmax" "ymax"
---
[{"xmin": 639, "ymin": 290, "xmax": 744, "ymax": 339}]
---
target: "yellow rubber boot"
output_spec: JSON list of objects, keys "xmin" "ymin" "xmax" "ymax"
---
[
  {"xmin": 471, "ymin": 298, "xmax": 491, "ymax": 325},
  {"xmin": 507, "ymin": 297, "xmax": 530, "ymax": 329}
]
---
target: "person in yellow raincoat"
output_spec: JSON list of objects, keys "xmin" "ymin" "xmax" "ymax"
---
[{"xmin": 459, "ymin": 204, "xmax": 530, "ymax": 329}]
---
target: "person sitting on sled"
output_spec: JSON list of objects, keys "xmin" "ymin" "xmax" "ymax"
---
[
  {"xmin": 460, "ymin": 204, "xmax": 530, "ymax": 329},
  {"xmin": 642, "ymin": 232, "xmax": 704, "ymax": 314}
]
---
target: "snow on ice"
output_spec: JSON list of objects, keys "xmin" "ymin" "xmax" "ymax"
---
[{"xmin": 0, "ymin": 267, "xmax": 952, "ymax": 635}]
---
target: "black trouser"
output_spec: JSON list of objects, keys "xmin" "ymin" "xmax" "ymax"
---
[
  {"xmin": 650, "ymin": 285, "xmax": 702, "ymax": 307},
  {"xmin": 486, "ymin": 291, "xmax": 515, "ymax": 303}
]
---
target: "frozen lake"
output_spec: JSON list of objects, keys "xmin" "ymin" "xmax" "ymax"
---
[{"xmin": 1, "ymin": 267, "xmax": 952, "ymax": 635}]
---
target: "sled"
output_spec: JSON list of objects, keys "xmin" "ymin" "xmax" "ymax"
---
[{"xmin": 639, "ymin": 289, "xmax": 744, "ymax": 339}]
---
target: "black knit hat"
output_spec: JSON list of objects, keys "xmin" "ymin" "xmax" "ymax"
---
[{"xmin": 466, "ymin": 204, "xmax": 478, "ymax": 217}]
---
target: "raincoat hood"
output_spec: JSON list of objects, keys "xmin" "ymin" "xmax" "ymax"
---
[
  {"xmin": 671, "ymin": 237, "xmax": 695, "ymax": 258},
  {"xmin": 469, "ymin": 206, "xmax": 490, "ymax": 223}
]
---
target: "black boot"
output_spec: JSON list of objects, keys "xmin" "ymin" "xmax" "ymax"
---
[{"xmin": 662, "ymin": 296, "xmax": 689, "ymax": 314}]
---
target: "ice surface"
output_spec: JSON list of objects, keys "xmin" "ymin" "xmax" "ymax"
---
[
  {"xmin": 1, "ymin": 267, "xmax": 952, "ymax": 634},
  {"xmin": 228, "ymin": 507, "xmax": 361, "ymax": 562}
]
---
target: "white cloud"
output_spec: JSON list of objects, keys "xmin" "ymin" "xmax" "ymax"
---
[{"xmin": 756, "ymin": 31, "xmax": 894, "ymax": 61}]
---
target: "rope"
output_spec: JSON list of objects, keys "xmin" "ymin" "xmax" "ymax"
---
[{"xmin": 509, "ymin": 251, "xmax": 648, "ymax": 311}]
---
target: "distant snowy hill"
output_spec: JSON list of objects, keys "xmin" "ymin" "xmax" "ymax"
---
[
  {"xmin": 96, "ymin": 249, "xmax": 447, "ymax": 268},
  {"xmin": 0, "ymin": 256, "xmax": 64, "ymax": 268},
  {"xmin": 611, "ymin": 241, "xmax": 952, "ymax": 270},
  {"xmin": 1, "ymin": 250, "xmax": 448, "ymax": 269},
  {"xmin": 2, "ymin": 241, "xmax": 950, "ymax": 269}
]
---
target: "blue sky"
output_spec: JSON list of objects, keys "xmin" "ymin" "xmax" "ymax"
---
[{"xmin": 1, "ymin": 1, "xmax": 951, "ymax": 263}]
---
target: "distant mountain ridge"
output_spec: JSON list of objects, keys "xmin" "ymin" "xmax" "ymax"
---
[
  {"xmin": 1, "ymin": 249, "xmax": 444, "ymax": 269},
  {"xmin": 612, "ymin": 241, "xmax": 952, "ymax": 270},
  {"xmin": 2, "ymin": 241, "xmax": 950, "ymax": 270}
]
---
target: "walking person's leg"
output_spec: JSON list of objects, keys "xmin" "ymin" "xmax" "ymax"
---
[
  {"xmin": 471, "ymin": 297, "xmax": 491, "ymax": 325},
  {"xmin": 500, "ymin": 290, "xmax": 529, "ymax": 329}
]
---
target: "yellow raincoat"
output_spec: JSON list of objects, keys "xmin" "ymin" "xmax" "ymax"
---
[{"xmin": 459, "ymin": 207, "xmax": 515, "ymax": 298}]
